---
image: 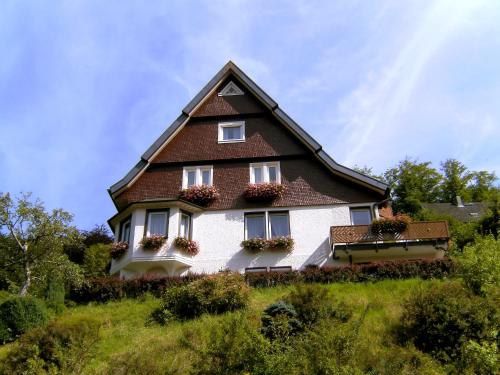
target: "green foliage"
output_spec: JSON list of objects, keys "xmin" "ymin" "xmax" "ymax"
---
[
  {"xmin": 399, "ymin": 282, "xmax": 499, "ymax": 363},
  {"xmin": 371, "ymin": 214, "xmax": 410, "ymax": 234},
  {"xmin": 285, "ymin": 284, "xmax": 339, "ymax": 326},
  {"xmin": 458, "ymin": 235, "xmax": 500, "ymax": 295},
  {"xmin": 261, "ymin": 301, "xmax": 302, "ymax": 340},
  {"xmin": 457, "ymin": 340, "xmax": 499, "ymax": 375},
  {"xmin": 0, "ymin": 296, "xmax": 49, "ymax": 343},
  {"xmin": 83, "ymin": 243, "xmax": 111, "ymax": 277},
  {"xmin": 151, "ymin": 273, "xmax": 250, "ymax": 323},
  {"xmin": 384, "ymin": 158, "xmax": 442, "ymax": 214},
  {"xmin": 0, "ymin": 316, "xmax": 101, "ymax": 374},
  {"xmin": 43, "ymin": 273, "xmax": 66, "ymax": 314},
  {"xmin": 469, "ymin": 171, "xmax": 498, "ymax": 202},
  {"xmin": 479, "ymin": 190, "xmax": 500, "ymax": 239},
  {"xmin": 440, "ymin": 159, "xmax": 472, "ymax": 203}
]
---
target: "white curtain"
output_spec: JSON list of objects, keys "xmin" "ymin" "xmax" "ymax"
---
[
  {"xmin": 246, "ymin": 215, "xmax": 265, "ymax": 238},
  {"xmin": 270, "ymin": 214, "xmax": 289, "ymax": 238},
  {"xmin": 149, "ymin": 213, "xmax": 167, "ymax": 236}
]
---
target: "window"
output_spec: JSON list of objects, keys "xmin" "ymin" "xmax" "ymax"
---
[
  {"xmin": 245, "ymin": 213, "xmax": 266, "ymax": 239},
  {"xmin": 245, "ymin": 267, "xmax": 267, "ymax": 273},
  {"xmin": 245, "ymin": 211, "xmax": 290, "ymax": 240},
  {"xmin": 119, "ymin": 218, "xmax": 131, "ymax": 243},
  {"xmin": 269, "ymin": 212, "xmax": 290, "ymax": 238},
  {"xmin": 218, "ymin": 81, "xmax": 244, "ymax": 96},
  {"xmin": 145, "ymin": 210, "xmax": 169, "ymax": 237},
  {"xmin": 179, "ymin": 211, "xmax": 192, "ymax": 239},
  {"xmin": 350, "ymin": 208, "xmax": 372, "ymax": 225},
  {"xmin": 218, "ymin": 121, "xmax": 245, "ymax": 143},
  {"xmin": 270, "ymin": 266, "xmax": 292, "ymax": 272},
  {"xmin": 249, "ymin": 162, "xmax": 281, "ymax": 184},
  {"xmin": 182, "ymin": 166, "xmax": 213, "ymax": 188}
]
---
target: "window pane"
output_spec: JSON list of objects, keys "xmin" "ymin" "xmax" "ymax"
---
[
  {"xmin": 253, "ymin": 167, "xmax": 263, "ymax": 184},
  {"xmin": 268, "ymin": 166, "xmax": 277, "ymax": 183},
  {"xmin": 351, "ymin": 209, "xmax": 372, "ymax": 225},
  {"xmin": 270, "ymin": 214, "xmax": 290, "ymax": 238},
  {"xmin": 121, "ymin": 221, "xmax": 130, "ymax": 242},
  {"xmin": 149, "ymin": 213, "xmax": 167, "ymax": 236},
  {"xmin": 180, "ymin": 214, "xmax": 190, "ymax": 238},
  {"xmin": 187, "ymin": 171, "xmax": 196, "ymax": 187},
  {"xmin": 201, "ymin": 170, "xmax": 211, "ymax": 185},
  {"xmin": 223, "ymin": 126, "xmax": 241, "ymax": 140},
  {"xmin": 246, "ymin": 215, "xmax": 265, "ymax": 239}
]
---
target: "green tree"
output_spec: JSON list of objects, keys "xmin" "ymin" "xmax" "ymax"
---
[
  {"xmin": 352, "ymin": 165, "xmax": 385, "ymax": 182},
  {"xmin": 468, "ymin": 171, "xmax": 498, "ymax": 202},
  {"xmin": 384, "ymin": 158, "xmax": 442, "ymax": 215},
  {"xmin": 0, "ymin": 192, "xmax": 82, "ymax": 296},
  {"xmin": 83, "ymin": 243, "xmax": 112, "ymax": 277},
  {"xmin": 440, "ymin": 159, "xmax": 472, "ymax": 203}
]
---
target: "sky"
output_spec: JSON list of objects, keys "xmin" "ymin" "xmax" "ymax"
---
[{"xmin": 1, "ymin": 0, "xmax": 499, "ymax": 229}]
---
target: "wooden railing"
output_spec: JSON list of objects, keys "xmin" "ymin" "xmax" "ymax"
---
[{"xmin": 330, "ymin": 221, "xmax": 449, "ymax": 244}]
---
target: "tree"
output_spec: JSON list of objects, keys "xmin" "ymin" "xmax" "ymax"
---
[
  {"xmin": 82, "ymin": 243, "xmax": 112, "ymax": 277},
  {"xmin": 468, "ymin": 171, "xmax": 497, "ymax": 202},
  {"xmin": 352, "ymin": 165, "xmax": 385, "ymax": 182},
  {"xmin": 82, "ymin": 224, "xmax": 113, "ymax": 247},
  {"xmin": 0, "ymin": 193, "xmax": 81, "ymax": 296},
  {"xmin": 384, "ymin": 158, "xmax": 442, "ymax": 215},
  {"xmin": 440, "ymin": 159, "xmax": 472, "ymax": 203}
]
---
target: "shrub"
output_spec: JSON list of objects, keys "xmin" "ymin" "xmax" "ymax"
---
[
  {"xmin": 83, "ymin": 243, "xmax": 112, "ymax": 277},
  {"xmin": 0, "ymin": 296, "xmax": 49, "ymax": 343},
  {"xmin": 261, "ymin": 301, "xmax": 302, "ymax": 340},
  {"xmin": 151, "ymin": 273, "xmax": 250, "ymax": 323},
  {"xmin": 241, "ymin": 238, "xmax": 267, "ymax": 252},
  {"xmin": 173, "ymin": 236, "xmax": 200, "ymax": 256},
  {"xmin": 285, "ymin": 284, "xmax": 336, "ymax": 326},
  {"xmin": 399, "ymin": 282, "xmax": 499, "ymax": 363},
  {"xmin": 1, "ymin": 316, "xmax": 101, "ymax": 374},
  {"xmin": 140, "ymin": 235, "xmax": 166, "ymax": 251},
  {"xmin": 458, "ymin": 235, "xmax": 500, "ymax": 295},
  {"xmin": 243, "ymin": 183, "xmax": 286, "ymax": 202},
  {"xmin": 267, "ymin": 236, "xmax": 294, "ymax": 252},
  {"xmin": 179, "ymin": 185, "xmax": 219, "ymax": 206},
  {"xmin": 458, "ymin": 340, "xmax": 499, "ymax": 375},
  {"xmin": 371, "ymin": 214, "xmax": 411, "ymax": 234},
  {"xmin": 110, "ymin": 241, "xmax": 128, "ymax": 259}
]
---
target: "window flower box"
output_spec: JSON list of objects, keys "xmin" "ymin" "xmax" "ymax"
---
[
  {"xmin": 173, "ymin": 237, "xmax": 200, "ymax": 256},
  {"xmin": 371, "ymin": 214, "xmax": 411, "ymax": 234},
  {"xmin": 179, "ymin": 185, "xmax": 219, "ymax": 207},
  {"xmin": 241, "ymin": 238, "xmax": 267, "ymax": 252},
  {"xmin": 243, "ymin": 183, "xmax": 285, "ymax": 202},
  {"xmin": 110, "ymin": 242, "xmax": 128, "ymax": 259},
  {"xmin": 140, "ymin": 235, "xmax": 166, "ymax": 251}
]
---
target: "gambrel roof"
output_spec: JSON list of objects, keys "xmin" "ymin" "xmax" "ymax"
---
[{"xmin": 109, "ymin": 61, "xmax": 389, "ymax": 200}]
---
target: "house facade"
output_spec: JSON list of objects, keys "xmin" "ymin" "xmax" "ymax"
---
[{"xmin": 108, "ymin": 61, "xmax": 449, "ymax": 278}]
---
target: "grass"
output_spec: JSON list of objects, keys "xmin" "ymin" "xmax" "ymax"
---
[{"xmin": 0, "ymin": 278, "xmax": 447, "ymax": 374}]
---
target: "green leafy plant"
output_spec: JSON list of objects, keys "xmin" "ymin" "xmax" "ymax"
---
[
  {"xmin": 241, "ymin": 238, "xmax": 267, "ymax": 252},
  {"xmin": 140, "ymin": 235, "xmax": 166, "ymax": 251},
  {"xmin": 261, "ymin": 301, "xmax": 302, "ymax": 340},
  {"xmin": 0, "ymin": 296, "xmax": 49, "ymax": 343},
  {"xmin": 267, "ymin": 236, "xmax": 294, "ymax": 252},
  {"xmin": 371, "ymin": 214, "xmax": 411, "ymax": 234}
]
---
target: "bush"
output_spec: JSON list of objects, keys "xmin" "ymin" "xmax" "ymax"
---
[
  {"xmin": 0, "ymin": 296, "xmax": 49, "ymax": 343},
  {"xmin": 83, "ymin": 243, "xmax": 112, "ymax": 277},
  {"xmin": 285, "ymin": 284, "xmax": 337, "ymax": 326},
  {"xmin": 261, "ymin": 301, "xmax": 302, "ymax": 340},
  {"xmin": 173, "ymin": 236, "xmax": 200, "ymax": 256},
  {"xmin": 458, "ymin": 235, "xmax": 500, "ymax": 295},
  {"xmin": 110, "ymin": 241, "xmax": 128, "ymax": 259},
  {"xmin": 179, "ymin": 185, "xmax": 219, "ymax": 206},
  {"xmin": 140, "ymin": 235, "xmax": 166, "ymax": 251},
  {"xmin": 399, "ymin": 282, "xmax": 499, "ymax": 363},
  {"xmin": 1, "ymin": 316, "xmax": 101, "ymax": 374},
  {"xmin": 243, "ymin": 183, "xmax": 286, "ymax": 202},
  {"xmin": 458, "ymin": 340, "xmax": 499, "ymax": 375},
  {"xmin": 151, "ymin": 273, "xmax": 250, "ymax": 323}
]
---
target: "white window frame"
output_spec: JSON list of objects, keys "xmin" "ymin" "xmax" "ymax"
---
[
  {"xmin": 350, "ymin": 207, "xmax": 372, "ymax": 225},
  {"xmin": 218, "ymin": 121, "xmax": 245, "ymax": 143},
  {"xmin": 179, "ymin": 211, "xmax": 192, "ymax": 239},
  {"xmin": 119, "ymin": 218, "xmax": 131, "ymax": 243},
  {"xmin": 245, "ymin": 211, "xmax": 290, "ymax": 240},
  {"xmin": 182, "ymin": 165, "xmax": 213, "ymax": 188},
  {"xmin": 268, "ymin": 211, "xmax": 290, "ymax": 239},
  {"xmin": 244, "ymin": 212, "xmax": 267, "ymax": 240},
  {"xmin": 145, "ymin": 210, "xmax": 169, "ymax": 237},
  {"xmin": 249, "ymin": 162, "xmax": 281, "ymax": 184}
]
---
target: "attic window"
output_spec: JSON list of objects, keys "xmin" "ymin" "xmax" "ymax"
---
[
  {"xmin": 218, "ymin": 121, "xmax": 245, "ymax": 143},
  {"xmin": 218, "ymin": 81, "xmax": 244, "ymax": 96}
]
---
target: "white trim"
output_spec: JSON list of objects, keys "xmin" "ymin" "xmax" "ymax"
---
[
  {"xmin": 244, "ymin": 212, "xmax": 266, "ymax": 239},
  {"xmin": 146, "ymin": 211, "xmax": 169, "ymax": 237},
  {"xmin": 349, "ymin": 207, "xmax": 372, "ymax": 225},
  {"xmin": 218, "ymin": 81, "xmax": 244, "ymax": 96},
  {"xmin": 182, "ymin": 165, "xmax": 213, "ymax": 188},
  {"xmin": 249, "ymin": 161, "xmax": 281, "ymax": 184},
  {"xmin": 218, "ymin": 121, "xmax": 245, "ymax": 143},
  {"xmin": 268, "ymin": 211, "xmax": 290, "ymax": 239}
]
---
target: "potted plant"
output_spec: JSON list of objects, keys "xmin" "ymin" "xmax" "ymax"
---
[
  {"xmin": 110, "ymin": 241, "xmax": 128, "ymax": 259},
  {"xmin": 173, "ymin": 237, "xmax": 200, "ymax": 256},
  {"xmin": 243, "ymin": 183, "xmax": 286, "ymax": 202},
  {"xmin": 179, "ymin": 185, "xmax": 219, "ymax": 206},
  {"xmin": 371, "ymin": 214, "xmax": 411, "ymax": 234},
  {"xmin": 140, "ymin": 234, "xmax": 166, "ymax": 251},
  {"xmin": 267, "ymin": 236, "xmax": 294, "ymax": 252},
  {"xmin": 241, "ymin": 238, "xmax": 267, "ymax": 252}
]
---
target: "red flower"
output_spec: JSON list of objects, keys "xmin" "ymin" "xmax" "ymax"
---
[
  {"xmin": 110, "ymin": 242, "xmax": 128, "ymax": 259},
  {"xmin": 179, "ymin": 185, "xmax": 219, "ymax": 206},
  {"xmin": 140, "ymin": 235, "xmax": 166, "ymax": 251},
  {"xmin": 243, "ymin": 183, "xmax": 285, "ymax": 202},
  {"xmin": 173, "ymin": 237, "xmax": 200, "ymax": 256}
]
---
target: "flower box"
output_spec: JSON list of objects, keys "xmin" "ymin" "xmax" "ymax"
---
[
  {"xmin": 241, "ymin": 237, "xmax": 294, "ymax": 253},
  {"xmin": 371, "ymin": 214, "xmax": 411, "ymax": 234},
  {"xmin": 140, "ymin": 235, "xmax": 166, "ymax": 251},
  {"xmin": 173, "ymin": 237, "xmax": 200, "ymax": 256},
  {"xmin": 110, "ymin": 242, "xmax": 128, "ymax": 259},
  {"xmin": 179, "ymin": 185, "xmax": 219, "ymax": 207},
  {"xmin": 243, "ymin": 183, "xmax": 285, "ymax": 202}
]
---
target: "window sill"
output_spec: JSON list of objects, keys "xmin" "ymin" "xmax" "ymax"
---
[{"xmin": 217, "ymin": 139, "xmax": 246, "ymax": 144}]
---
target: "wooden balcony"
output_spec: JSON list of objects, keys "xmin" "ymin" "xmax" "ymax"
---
[{"xmin": 330, "ymin": 221, "xmax": 449, "ymax": 245}]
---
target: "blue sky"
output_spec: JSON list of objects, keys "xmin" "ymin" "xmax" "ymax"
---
[{"xmin": 1, "ymin": 0, "xmax": 499, "ymax": 229}]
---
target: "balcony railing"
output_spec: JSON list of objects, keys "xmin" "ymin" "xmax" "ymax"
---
[{"xmin": 330, "ymin": 221, "xmax": 449, "ymax": 245}]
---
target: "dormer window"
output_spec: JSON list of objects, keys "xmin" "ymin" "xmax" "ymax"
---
[
  {"xmin": 218, "ymin": 81, "xmax": 244, "ymax": 96},
  {"xmin": 218, "ymin": 121, "xmax": 245, "ymax": 143},
  {"xmin": 249, "ymin": 162, "xmax": 281, "ymax": 184},
  {"xmin": 183, "ymin": 166, "xmax": 213, "ymax": 188}
]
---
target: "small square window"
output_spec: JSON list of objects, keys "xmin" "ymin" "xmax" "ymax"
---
[
  {"xmin": 218, "ymin": 121, "xmax": 245, "ymax": 143},
  {"xmin": 245, "ymin": 213, "xmax": 266, "ymax": 239},
  {"xmin": 350, "ymin": 208, "xmax": 372, "ymax": 225}
]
